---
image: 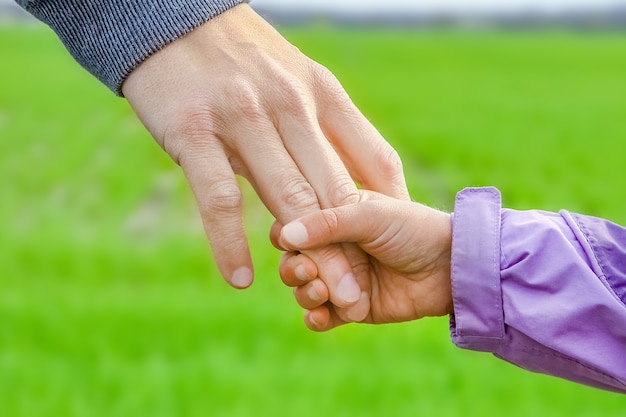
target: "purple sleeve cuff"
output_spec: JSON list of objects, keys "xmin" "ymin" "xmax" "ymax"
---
[
  {"xmin": 450, "ymin": 187, "xmax": 505, "ymax": 351},
  {"xmin": 449, "ymin": 186, "xmax": 626, "ymax": 393}
]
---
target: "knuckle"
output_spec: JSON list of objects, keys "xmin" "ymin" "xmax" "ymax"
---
[
  {"xmin": 230, "ymin": 78, "xmax": 264, "ymax": 121},
  {"xmin": 201, "ymin": 182, "xmax": 243, "ymax": 217},
  {"xmin": 277, "ymin": 177, "xmax": 318, "ymax": 212},
  {"xmin": 310, "ymin": 62, "xmax": 349, "ymax": 102},
  {"xmin": 325, "ymin": 174, "xmax": 359, "ymax": 207},
  {"xmin": 311, "ymin": 62, "xmax": 340, "ymax": 89},
  {"xmin": 163, "ymin": 100, "xmax": 220, "ymax": 165},
  {"xmin": 270, "ymin": 69, "xmax": 312, "ymax": 115},
  {"xmin": 374, "ymin": 144, "xmax": 404, "ymax": 179}
]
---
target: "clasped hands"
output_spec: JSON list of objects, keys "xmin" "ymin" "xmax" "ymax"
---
[{"xmin": 122, "ymin": 4, "xmax": 452, "ymax": 329}]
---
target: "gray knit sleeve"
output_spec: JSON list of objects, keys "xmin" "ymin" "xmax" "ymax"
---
[{"xmin": 16, "ymin": 0, "xmax": 249, "ymax": 96}]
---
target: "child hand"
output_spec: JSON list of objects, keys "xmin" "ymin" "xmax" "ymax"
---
[{"xmin": 276, "ymin": 191, "xmax": 454, "ymax": 331}]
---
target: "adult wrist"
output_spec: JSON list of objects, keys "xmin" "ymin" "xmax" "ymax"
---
[{"xmin": 19, "ymin": 0, "xmax": 248, "ymax": 95}]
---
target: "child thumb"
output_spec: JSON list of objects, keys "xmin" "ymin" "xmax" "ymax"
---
[{"xmin": 279, "ymin": 205, "xmax": 372, "ymax": 250}]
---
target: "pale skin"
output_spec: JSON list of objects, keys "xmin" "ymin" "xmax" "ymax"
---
[
  {"xmin": 274, "ymin": 190, "xmax": 454, "ymax": 332},
  {"xmin": 121, "ymin": 4, "xmax": 409, "ymax": 320}
]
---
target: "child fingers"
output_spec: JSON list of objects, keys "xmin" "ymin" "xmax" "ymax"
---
[
  {"xmin": 293, "ymin": 279, "xmax": 329, "ymax": 310},
  {"xmin": 269, "ymin": 220, "xmax": 284, "ymax": 250},
  {"xmin": 304, "ymin": 305, "xmax": 346, "ymax": 332},
  {"xmin": 279, "ymin": 251, "xmax": 319, "ymax": 287}
]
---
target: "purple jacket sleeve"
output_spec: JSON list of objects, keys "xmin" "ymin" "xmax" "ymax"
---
[{"xmin": 450, "ymin": 187, "xmax": 626, "ymax": 393}]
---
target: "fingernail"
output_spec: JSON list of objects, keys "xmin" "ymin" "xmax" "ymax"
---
[
  {"xmin": 336, "ymin": 273, "xmax": 360, "ymax": 304},
  {"xmin": 281, "ymin": 222, "xmax": 309, "ymax": 246},
  {"xmin": 345, "ymin": 292, "xmax": 370, "ymax": 322},
  {"xmin": 295, "ymin": 264, "xmax": 309, "ymax": 282},
  {"xmin": 231, "ymin": 267, "xmax": 253, "ymax": 289},
  {"xmin": 307, "ymin": 284, "xmax": 322, "ymax": 303},
  {"xmin": 306, "ymin": 310, "xmax": 320, "ymax": 328}
]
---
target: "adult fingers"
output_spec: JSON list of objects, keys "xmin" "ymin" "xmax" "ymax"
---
[
  {"xmin": 271, "ymin": 75, "xmax": 361, "ymax": 209},
  {"xmin": 179, "ymin": 138, "xmax": 253, "ymax": 289},
  {"xmin": 233, "ymin": 125, "xmax": 361, "ymax": 308},
  {"xmin": 231, "ymin": 120, "xmax": 320, "ymax": 222},
  {"xmin": 271, "ymin": 99, "xmax": 372, "ymax": 320},
  {"xmin": 312, "ymin": 65, "xmax": 410, "ymax": 201}
]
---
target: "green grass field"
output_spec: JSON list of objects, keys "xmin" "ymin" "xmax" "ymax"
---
[{"xmin": 1, "ymin": 22, "xmax": 625, "ymax": 416}]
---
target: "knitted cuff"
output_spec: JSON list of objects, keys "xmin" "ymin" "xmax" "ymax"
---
[{"xmin": 18, "ymin": 0, "xmax": 248, "ymax": 95}]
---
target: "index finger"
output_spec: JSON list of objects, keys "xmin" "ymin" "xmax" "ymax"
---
[{"xmin": 179, "ymin": 137, "xmax": 254, "ymax": 289}]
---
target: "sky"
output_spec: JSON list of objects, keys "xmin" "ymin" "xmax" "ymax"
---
[{"xmin": 252, "ymin": 0, "xmax": 626, "ymax": 14}]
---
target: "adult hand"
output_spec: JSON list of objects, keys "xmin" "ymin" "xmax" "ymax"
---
[
  {"xmin": 275, "ymin": 191, "xmax": 453, "ymax": 331},
  {"xmin": 122, "ymin": 4, "xmax": 408, "ymax": 315}
]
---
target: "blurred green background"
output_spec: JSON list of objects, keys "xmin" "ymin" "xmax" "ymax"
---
[{"xmin": 1, "ymin": 20, "xmax": 626, "ymax": 417}]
